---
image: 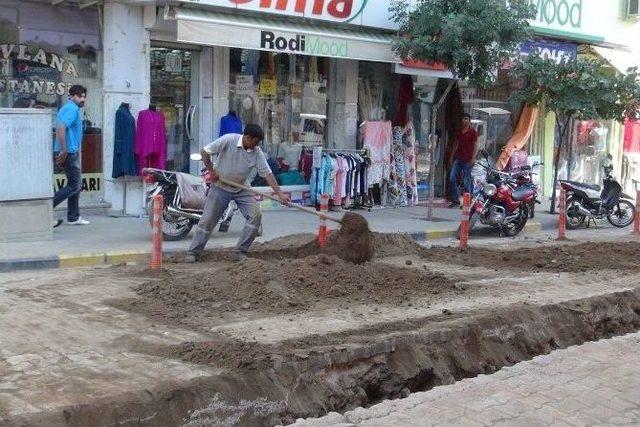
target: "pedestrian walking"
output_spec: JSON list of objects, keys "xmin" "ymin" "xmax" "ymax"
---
[
  {"xmin": 185, "ymin": 124, "xmax": 289, "ymax": 263},
  {"xmin": 449, "ymin": 113, "xmax": 478, "ymax": 208},
  {"xmin": 53, "ymin": 85, "xmax": 90, "ymax": 227}
]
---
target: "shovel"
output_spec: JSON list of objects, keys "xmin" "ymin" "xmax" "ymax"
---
[{"xmin": 217, "ymin": 177, "xmax": 342, "ymax": 224}]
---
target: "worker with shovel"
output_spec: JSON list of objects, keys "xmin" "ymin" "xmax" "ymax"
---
[{"xmin": 185, "ymin": 124, "xmax": 290, "ymax": 263}]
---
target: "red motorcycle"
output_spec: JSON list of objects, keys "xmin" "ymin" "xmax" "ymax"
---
[{"xmin": 458, "ymin": 151, "xmax": 539, "ymax": 238}]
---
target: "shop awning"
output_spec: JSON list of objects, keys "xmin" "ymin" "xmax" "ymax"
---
[
  {"xmin": 168, "ymin": 7, "xmax": 397, "ymax": 63},
  {"xmin": 593, "ymin": 46, "xmax": 640, "ymax": 75}
]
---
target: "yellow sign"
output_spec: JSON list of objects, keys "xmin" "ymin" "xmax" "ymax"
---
[
  {"xmin": 259, "ymin": 77, "xmax": 277, "ymax": 97},
  {"xmin": 53, "ymin": 173, "xmax": 103, "ymax": 193}
]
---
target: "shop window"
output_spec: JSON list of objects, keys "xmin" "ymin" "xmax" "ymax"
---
[
  {"xmin": 0, "ymin": 0, "xmax": 104, "ymax": 200},
  {"xmin": 150, "ymin": 47, "xmax": 194, "ymax": 173},
  {"xmin": 229, "ymin": 49, "xmax": 330, "ymax": 186},
  {"xmin": 559, "ymin": 119, "xmax": 612, "ymax": 185},
  {"xmin": 358, "ymin": 62, "xmax": 399, "ymax": 122}
]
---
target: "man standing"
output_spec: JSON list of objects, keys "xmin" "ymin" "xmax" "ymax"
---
[
  {"xmin": 185, "ymin": 124, "xmax": 289, "ymax": 262},
  {"xmin": 449, "ymin": 113, "xmax": 478, "ymax": 208},
  {"xmin": 53, "ymin": 85, "xmax": 90, "ymax": 226}
]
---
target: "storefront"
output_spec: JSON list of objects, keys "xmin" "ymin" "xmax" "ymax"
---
[{"xmin": 0, "ymin": 0, "xmax": 105, "ymax": 208}]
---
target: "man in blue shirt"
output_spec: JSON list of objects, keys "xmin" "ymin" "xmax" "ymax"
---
[{"xmin": 53, "ymin": 85, "xmax": 89, "ymax": 226}]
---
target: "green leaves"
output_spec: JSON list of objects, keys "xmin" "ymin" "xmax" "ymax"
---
[
  {"xmin": 391, "ymin": 0, "xmax": 536, "ymax": 86},
  {"xmin": 511, "ymin": 56, "xmax": 640, "ymax": 123}
]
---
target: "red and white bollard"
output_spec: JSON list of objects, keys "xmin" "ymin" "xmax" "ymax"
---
[
  {"xmin": 459, "ymin": 193, "xmax": 471, "ymax": 251},
  {"xmin": 318, "ymin": 194, "xmax": 329, "ymax": 248},
  {"xmin": 634, "ymin": 189, "xmax": 640, "ymax": 235},
  {"xmin": 558, "ymin": 188, "xmax": 567, "ymax": 240},
  {"xmin": 151, "ymin": 194, "xmax": 163, "ymax": 270}
]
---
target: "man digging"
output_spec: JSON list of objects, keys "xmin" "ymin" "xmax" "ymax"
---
[{"xmin": 185, "ymin": 124, "xmax": 290, "ymax": 263}]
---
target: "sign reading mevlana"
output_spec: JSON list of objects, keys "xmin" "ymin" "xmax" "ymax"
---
[{"xmin": 0, "ymin": 44, "xmax": 79, "ymax": 96}]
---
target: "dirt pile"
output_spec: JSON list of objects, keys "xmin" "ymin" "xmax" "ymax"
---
[
  {"xmin": 421, "ymin": 241, "xmax": 640, "ymax": 273},
  {"xmin": 323, "ymin": 212, "xmax": 373, "ymax": 264},
  {"xmin": 116, "ymin": 254, "xmax": 454, "ymax": 328}
]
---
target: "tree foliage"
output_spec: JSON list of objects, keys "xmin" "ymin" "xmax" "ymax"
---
[
  {"xmin": 511, "ymin": 55, "xmax": 640, "ymax": 123},
  {"xmin": 391, "ymin": 0, "xmax": 536, "ymax": 86}
]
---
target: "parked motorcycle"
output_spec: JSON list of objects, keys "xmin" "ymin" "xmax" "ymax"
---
[
  {"xmin": 142, "ymin": 166, "xmax": 234, "ymax": 241},
  {"xmin": 458, "ymin": 151, "xmax": 539, "ymax": 238},
  {"xmin": 561, "ymin": 164, "xmax": 636, "ymax": 229}
]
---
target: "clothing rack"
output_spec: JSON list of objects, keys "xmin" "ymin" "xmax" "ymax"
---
[{"xmin": 322, "ymin": 148, "xmax": 367, "ymax": 154}]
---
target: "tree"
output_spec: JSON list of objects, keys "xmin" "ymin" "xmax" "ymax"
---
[
  {"xmin": 391, "ymin": 0, "xmax": 536, "ymax": 218},
  {"xmin": 511, "ymin": 56, "xmax": 640, "ymax": 213}
]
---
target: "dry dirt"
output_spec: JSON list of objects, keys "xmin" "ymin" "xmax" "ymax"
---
[{"xmin": 110, "ymin": 234, "xmax": 640, "ymax": 372}]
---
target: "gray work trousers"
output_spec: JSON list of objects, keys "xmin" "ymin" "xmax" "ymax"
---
[{"xmin": 188, "ymin": 185, "xmax": 262, "ymax": 256}]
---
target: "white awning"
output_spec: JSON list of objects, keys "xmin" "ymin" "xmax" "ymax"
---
[
  {"xmin": 168, "ymin": 7, "xmax": 397, "ymax": 63},
  {"xmin": 593, "ymin": 46, "xmax": 640, "ymax": 75}
]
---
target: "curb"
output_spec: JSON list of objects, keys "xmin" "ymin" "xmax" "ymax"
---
[
  {"xmin": 0, "ymin": 250, "xmax": 159, "ymax": 272},
  {"xmin": 1, "ymin": 222, "xmax": 543, "ymax": 272},
  {"xmin": 413, "ymin": 221, "xmax": 543, "ymax": 242}
]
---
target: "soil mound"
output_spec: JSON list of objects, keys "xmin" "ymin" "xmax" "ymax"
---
[
  {"xmin": 115, "ymin": 254, "xmax": 453, "ymax": 328},
  {"xmin": 421, "ymin": 241, "xmax": 640, "ymax": 273}
]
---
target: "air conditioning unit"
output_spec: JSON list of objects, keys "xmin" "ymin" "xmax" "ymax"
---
[{"xmin": 627, "ymin": 0, "xmax": 640, "ymax": 19}]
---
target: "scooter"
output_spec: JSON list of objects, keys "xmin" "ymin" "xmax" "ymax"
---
[
  {"xmin": 561, "ymin": 164, "xmax": 636, "ymax": 229},
  {"xmin": 458, "ymin": 150, "xmax": 539, "ymax": 238},
  {"xmin": 142, "ymin": 164, "xmax": 236, "ymax": 241}
]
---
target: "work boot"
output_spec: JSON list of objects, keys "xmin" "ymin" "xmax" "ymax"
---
[
  {"xmin": 233, "ymin": 252, "xmax": 248, "ymax": 262},
  {"xmin": 184, "ymin": 252, "xmax": 199, "ymax": 263}
]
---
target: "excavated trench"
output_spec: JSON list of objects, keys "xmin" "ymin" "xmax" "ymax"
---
[{"xmin": 19, "ymin": 236, "xmax": 640, "ymax": 427}]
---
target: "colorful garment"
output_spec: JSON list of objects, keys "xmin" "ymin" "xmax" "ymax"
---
[
  {"xmin": 135, "ymin": 109, "xmax": 167, "ymax": 172},
  {"xmin": 363, "ymin": 121, "xmax": 392, "ymax": 186}
]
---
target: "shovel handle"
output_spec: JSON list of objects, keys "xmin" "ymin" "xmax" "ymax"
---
[{"xmin": 218, "ymin": 178, "xmax": 343, "ymax": 224}]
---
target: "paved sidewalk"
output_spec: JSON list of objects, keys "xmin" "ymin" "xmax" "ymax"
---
[
  {"xmin": 290, "ymin": 333, "xmax": 640, "ymax": 427},
  {"xmin": 0, "ymin": 204, "xmax": 554, "ymax": 270}
]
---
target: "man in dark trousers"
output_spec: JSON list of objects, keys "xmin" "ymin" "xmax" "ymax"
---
[
  {"xmin": 185, "ymin": 124, "xmax": 289, "ymax": 263},
  {"xmin": 53, "ymin": 85, "xmax": 89, "ymax": 226},
  {"xmin": 449, "ymin": 113, "xmax": 478, "ymax": 208}
]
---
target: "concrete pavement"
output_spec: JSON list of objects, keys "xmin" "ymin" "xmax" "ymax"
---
[
  {"xmin": 0, "ymin": 204, "xmax": 553, "ymax": 271},
  {"xmin": 289, "ymin": 332, "xmax": 640, "ymax": 427}
]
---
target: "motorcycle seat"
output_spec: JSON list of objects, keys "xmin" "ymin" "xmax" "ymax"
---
[{"xmin": 563, "ymin": 180, "xmax": 601, "ymax": 192}]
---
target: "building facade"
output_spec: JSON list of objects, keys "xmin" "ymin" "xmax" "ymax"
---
[{"xmin": 1, "ymin": 0, "xmax": 637, "ymax": 215}]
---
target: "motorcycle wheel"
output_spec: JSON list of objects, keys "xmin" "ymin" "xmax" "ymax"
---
[
  {"xmin": 502, "ymin": 205, "xmax": 528, "ymax": 237},
  {"xmin": 566, "ymin": 197, "xmax": 586, "ymax": 230},
  {"xmin": 147, "ymin": 196, "xmax": 194, "ymax": 241},
  {"xmin": 607, "ymin": 200, "xmax": 635, "ymax": 228}
]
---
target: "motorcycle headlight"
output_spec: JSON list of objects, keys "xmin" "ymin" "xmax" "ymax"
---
[{"xmin": 484, "ymin": 183, "xmax": 497, "ymax": 196}]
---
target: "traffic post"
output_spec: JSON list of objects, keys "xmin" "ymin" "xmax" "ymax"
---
[
  {"xmin": 558, "ymin": 188, "xmax": 567, "ymax": 240},
  {"xmin": 318, "ymin": 194, "xmax": 329, "ymax": 248},
  {"xmin": 151, "ymin": 194, "xmax": 163, "ymax": 270},
  {"xmin": 634, "ymin": 190, "xmax": 640, "ymax": 235},
  {"xmin": 459, "ymin": 193, "xmax": 471, "ymax": 250}
]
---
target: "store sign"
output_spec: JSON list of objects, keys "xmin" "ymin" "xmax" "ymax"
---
[
  {"xmin": 179, "ymin": 0, "xmax": 395, "ymax": 28},
  {"xmin": 53, "ymin": 173, "xmax": 102, "ymax": 193},
  {"xmin": 260, "ymin": 30, "xmax": 349, "ymax": 57},
  {"xmin": 519, "ymin": 40, "xmax": 577, "ymax": 64},
  {"xmin": 0, "ymin": 44, "xmax": 79, "ymax": 96},
  {"xmin": 530, "ymin": 0, "xmax": 583, "ymax": 29}
]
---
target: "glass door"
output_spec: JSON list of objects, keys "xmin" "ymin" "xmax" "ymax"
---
[{"xmin": 150, "ymin": 45, "xmax": 199, "ymax": 173}]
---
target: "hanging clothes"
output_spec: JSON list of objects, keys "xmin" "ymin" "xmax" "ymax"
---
[
  {"xmin": 389, "ymin": 126, "xmax": 408, "ymax": 207},
  {"xmin": 310, "ymin": 146, "xmax": 323, "ymax": 206},
  {"xmin": 393, "ymin": 75, "xmax": 415, "ymax": 127},
  {"xmin": 112, "ymin": 103, "xmax": 137, "ymax": 178},
  {"xmin": 363, "ymin": 121, "xmax": 392, "ymax": 186},
  {"xmin": 135, "ymin": 108, "xmax": 167, "ymax": 172},
  {"xmin": 403, "ymin": 122, "xmax": 418, "ymax": 206},
  {"xmin": 219, "ymin": 111, "xmax": 243, "ymax": 137}
]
